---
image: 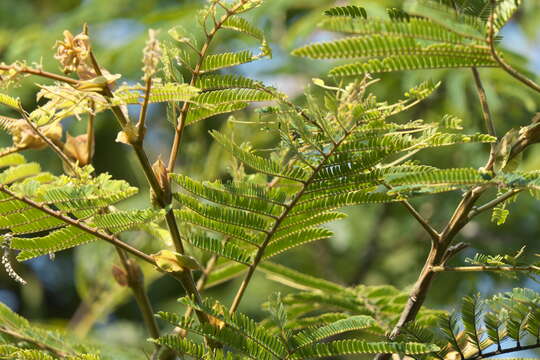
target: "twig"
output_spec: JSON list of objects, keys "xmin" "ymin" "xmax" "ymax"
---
[
  {"xmin": 382, "ymin": 181, "xmax": 440, "ymax": 245},
  {"xmin": 18, "ymin": 107, "xmax": 78, "ymax": 175},
  {"xmin": 471, "ymin": 67, "xmax": 497, "ymax": 166},
  {"xmin": 166, "ymin": 0, "xmax": 250, "ymax": 172},
  {"xmin": 85, "ymin": 34, "xmax": 212, "ymax": 328},
  {"xmin": 431, "ymin": 265, "xmax": 540, "ymax": 272},
  {"xmin": 468, "ymin": 189, "xmax": 522, "ymax": 219},
  {"xmin": 137, "ymin": 77, "xmax": 152, "ymax": 141},
  {"xmin": 0, "ymin": 64, "xmax": 80, "ymax": 85},
  {"xmin": 0, "ymin": 327, "xmax": 70, "ymax": 358},
  {"xmin": 487, "ymin": 0, "xmax": 540, "ymax": 93},
  {"xmin": 86, "ymin": 109, "xmax": 95, "ymax": 166},
  {"xmin": 0, "ymin": 146, "xmax": 21, "ymax": 157},
  {"xmin": 466, "ymin": 343, "xmax": 540, "ymax": 360},
  {"xmin": 0, "ymin": 184, "xmax": 155, "ymax": 265}
]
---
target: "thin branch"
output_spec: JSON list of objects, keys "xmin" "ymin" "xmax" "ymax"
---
[
  {"xmin": 487, "ymin": 0, "xmax": 540, "ymax": 93},
  {"xmin": 468, "ymin": 189, "xmax": 522, "ymax": 219},
  {"xmin": 18, "ymin": 107, "xmax": 78, "ymax": 175},
  {"xmin": 0, "ymin": 64, "xmax": 80, "ymax": 85},
  {"xmin": 431, "ymin": 265, "xmax": 540, "ymax": 272},
  {"xmin": 0, "ymin": 146, "xmax": 21, "ymax": 157},
  {"xmin": 382, "ymin": 181, "xmax": 440, "ymax": 245},
  {"xmin": 229, "ymin": 113, "xmax": 381, "ymax": 313},
  {"xmin": 399, "ymin": 200, "xmax": 441, "ymax": 245},
  {"xmin": 0, "ymin": 184, "xmax": 156, "ymax": 265},
  {"xmin": 166, "ymin": 0, "xmax": 250, "ymax": 172},
  {"xmin": 466, "ymin": 342, "xmax": 540, "ymax": 360},
  {"xmin": 85, "ymin": 40, "xmax": 211, "ymax": 328},
  {"xmin": 137, "ymin": 77, "xmax": 152, "ymax": 141},
  {"xmin": 0, "ymin": 327, "xmax": 69, "ymax": 358},
  {"xmin": 86, "ymin": 111, "xmax": 95, "ymax": 166},
  {"xmin": 471, "ymin": 67, "xmax": 497, "ymax": 166},
  {"xmin": 115, "ymin": 248, "xmax": 161, "ymax": 344}
]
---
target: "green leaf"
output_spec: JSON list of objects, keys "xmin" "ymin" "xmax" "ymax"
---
[
  {"xmin": 211, "ymin": 130, "xmax": 310, "ymax": 182},
  {"xmin": 259, "ymin": 262, "xmax": 346, "ymax": 293},
  {"xmin": 201, "ymin": 50, "xmax": 256, "ymax": 72},
  {"xmin": 323, "ymin": 5, "xmax": 367, "ymax": 19},
  {"xmin": 223, "ymin": 16, "xmax": 264, "ymax": 41},
  {"xmin": 292, "ymin": 315, "xmax": 376, "ymax": 349},
  {"xmin": 329, "ymin": 54, "xmax": 497, "ymax": 76},
  {"xmin": 171, "ymin": 174, "xmax": 280, "ymax": 217},
  {"xmin": 186, "ymin": 232, "xmax": 253, "ymax": 265},
  {"xmin": 0, "ymin": 93, "xmax": 20, "ymax": 110},
  {"xmin": 290, "ymin": 339, "xmax": 439, "ymax": 359},
  {"xmin": 112, "ymin": 83, "xmax": 200, "ymax": 105}
]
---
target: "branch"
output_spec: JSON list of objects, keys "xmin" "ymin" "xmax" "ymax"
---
[
  {"xmin": 487, "ymin": 0, "xmax": 540, "ymax": 93},
  {"xmin": 86, "ymin": 108, "xmax": 95, "ymax": 166},
  {"xmin": 19, "ymin": 107, "xmax": 79, "ymax": 175},
  {"xmin": 114, "ymin": 248, "xmax": 161, "ymax": 345},
  {"xmin": 431, "ymin": 265, "xmax": 539, "ymax": 272},
  {"xmin": 0, "ymin": 327, "xmax": 69, "ymax": 358},
  {"xmin": 166, "ymin": 0, "xmax": 250, "ymax": 172},
  {"xmin": 85, "ymin": 37, "xmax": 212, "ymax": 328},
  {"xmin": 471, "ymin": 67, "xmax": 497, "ymax": 166},
  {"xmin": 137, "ymin": 77, "xmax": 152, "ymax": 141},
  {"xmin": 0, "ymin": 184, "xmax": 156, "ymax": 265},
  {"xmin": 466, "ymin": 343, "xmax": 540, "ymax": 360},
  {"xmin": 0, "ymin": 146, "xmax": 21, "ymax": 157},
  {"xmin": 0, "ymin": 64, "xmax": 80, "ymax": 85},
  {"xmin": 382, "ymin": 182, "xmax": 440, "ymax": 245},
  {"xmin": 468, "ymin": 189, "xmax": 522, "ymax": 219}
]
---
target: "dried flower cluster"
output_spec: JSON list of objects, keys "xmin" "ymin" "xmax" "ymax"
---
[
  {"xmin": 54, "ymin": 30, "xmax": 91, "ymax": 74},
  {"xmin": 142, "ymin": 29, "xmax": 162, "ymax": 81}
]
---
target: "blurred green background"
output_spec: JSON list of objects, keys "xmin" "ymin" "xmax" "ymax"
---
[{"xmin": 1, "ymin": 0, "xmax": 540, "ymax": 355}]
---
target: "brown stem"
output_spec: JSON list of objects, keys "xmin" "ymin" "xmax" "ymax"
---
[
  {"xmin": 468, "ymin": 189, "xmax": 522, "ymax": 219},
  {"xmin": 471, "ymin": 67, "xmax": 497, "ymax": 165},
  {"xmin": 0, "ymin": 184, "xmax": 156, "ymax": 264},
  {"xmin": 85, "ymin": 47, "xmax": 211, "ymax": 326},
  {"xmin": 0, "ymin": 327, "xmax": 70, "ymax": 358},
  {"xmin": 0, "ymin": 146, "xmax": 21, "ymax": 157},
  {"xmin": 375, "ymin": 64, "xmax": 517, "ymax": 360},
  {"xmin": 86, "ymin": 111, "xmax": 95, "ymax": 166},
  {"xmin": 0, "ymin": 64, "xmax": 80, "ymax": 85},
  {"xmin": 166, "ymin": 0, "xmax": 250, "ymax": 172},
  {"xmin": 19, "ymin": 107, "xmax": 78, "ymax": 175},
  {"xmin": 137, "ymin": 77, "xmax": 152, "ymax": 141},
  {"xmin": 431, "ymin": 265, "xmax": 540, "ymax": 272},
  {"xmin": 115, "ymin": 248, "xmax": 161, "ymax": 342},
  {"xmin": 487, "ymin": 0, "xmax": 540, "ymax": 93}
]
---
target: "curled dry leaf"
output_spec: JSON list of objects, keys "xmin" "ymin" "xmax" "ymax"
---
[
  {"xmin": 11, "ymin": 120, "xmax": 62, "ymax": 150},
  {"xmin": 63, "ymin": 133, "xmax": 94, "ymax": 166},
  {"xmin": 151, "ymin": 249, "xmax": 202, "ymax": 273}
]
